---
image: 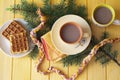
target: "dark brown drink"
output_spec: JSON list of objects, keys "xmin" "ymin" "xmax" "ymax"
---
[
  {"xmin": 60, "ymin": 22, "xmax": 82, "ymax": 44},
  {"xmin": 94, "ymin": 7, "xmax": 112, "ymax": 24}
]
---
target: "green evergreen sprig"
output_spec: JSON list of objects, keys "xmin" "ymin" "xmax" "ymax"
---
[
  {"xmin": 41, "ymin": 0, "xmax": 88, "ymax": 29},
  {"xmin": 7, "ymin": 0, "xmax": 40, "ymax": 28},
  {"xmin": 96, "ymin": 32, "xmax": 119, "ymax": 65},
  {"xmin": 28, "ymin": 45, "xmax": 39, "ymax": 59}
]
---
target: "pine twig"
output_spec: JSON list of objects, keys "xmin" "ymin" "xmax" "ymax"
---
[
  {"xmin": 28, "ymin": 45, "xmax": 39, "ymax": 59},
  {"xmin": 102, "ymin": 49, "xmax": 120, "ymax": 66}
]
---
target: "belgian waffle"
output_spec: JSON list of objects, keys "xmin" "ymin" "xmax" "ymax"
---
[
  {"xmin": 2, "ymin": 20, "xmax": 26, "ymax": 40},
  {"xmin": 10, "ymin": 33, "xmax": 29, "ymax": 54}
]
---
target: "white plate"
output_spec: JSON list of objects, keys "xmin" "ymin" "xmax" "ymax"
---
[
  {"xmin": 0, "ymin": 18, "xmax": 35, "ymax": 58},
  {"xmin": 51, "ymin": 15, "xmax": 92, "ymax": 55}
]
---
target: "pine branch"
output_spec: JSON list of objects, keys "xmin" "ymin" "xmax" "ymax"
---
[
  {"xmin": 96, "ymin": 32, "xmax": 119, "ymax": 65},
  {"xmin": 28, "ymin": 45, "xmax": 39, "ymax": 59},
  {"xmin": 41, "ymin": 0, "xmax": 88, "ymax": 29},
  {"xmin": 7, "ymin": 0, "xmax": 40, "ymax": 28},
  {"xmin": 62, "ymin": 51, "xmax": 89, "ymax": 67},
  {"xmin": 66, "ymin": 0, "xmax": 76, "ymax": 14},
  {"xmin": 99, "ymin": 47, "xmax": 120, "ymax": 65},
  {"xmin": 101, "ymin": 32, "xmax": 109, "ymax": 40}
]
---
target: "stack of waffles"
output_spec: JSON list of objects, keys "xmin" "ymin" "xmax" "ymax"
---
[{"xmin": 2, "ymin": 20, "xmax": 29, "ymax": 54}]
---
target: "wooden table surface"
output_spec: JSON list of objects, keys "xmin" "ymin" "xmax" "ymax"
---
[{"xmin": 0, "ymin": 0, "xmax": 120, "ymax": 80}]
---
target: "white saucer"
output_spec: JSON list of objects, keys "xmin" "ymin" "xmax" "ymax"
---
[
  {"xmin": 51, "ymin": 15, "xmax": 91, "ymax": 55},
  {"xmin": 0, "ymin": 18, "xmax": 35, "ymax": 58}
]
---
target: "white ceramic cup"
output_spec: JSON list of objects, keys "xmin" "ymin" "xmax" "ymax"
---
[{"xmin": 59, "ymin": 22, "xmax": 89, "ymax": 45}]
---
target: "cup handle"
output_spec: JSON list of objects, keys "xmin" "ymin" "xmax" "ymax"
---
[
  {"xmin": 75, "ymin": 33, "xmax": 89, "ymax": 48},
  {"xmin": 80, "ymin": 33, "xmax": 89, "ymax": 45},
  {"xmin": 113, "ymin": 19, "xmax": 120, "ymax": 25},
  {"xmin": 83, "ymin": 33, "xmax": 89, "ymax": 38}
]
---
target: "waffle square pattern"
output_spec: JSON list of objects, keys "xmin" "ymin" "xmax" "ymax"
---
[
  {"xmin": 2, "ymin": 20, "xmax": 29, "ymax": 54},
  {"xmin": 2, "ymin": 20, "xmax": 26, "ymax": 40},
  {"xmin": 10, "ymin": 33, "xmax": 29, "ymax": 53}
]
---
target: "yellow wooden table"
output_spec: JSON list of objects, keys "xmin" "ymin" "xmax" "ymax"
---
[{"xmin": 0, "ymin": 0, "xmax": 120, "ymax": 80}]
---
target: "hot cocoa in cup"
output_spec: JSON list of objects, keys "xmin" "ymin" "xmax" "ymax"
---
[
  {"xmin": 60, "ymin": 22, "xmax": 83, "ymax": 44},
  {"xmin": 92, "ymin": 4, "xmax": 120, "ymax": 27}
]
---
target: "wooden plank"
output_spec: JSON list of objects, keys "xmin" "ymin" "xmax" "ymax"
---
[
  {"xmin": 49, "ymin": 49, "xmax": 67, "ymax": 80},
  {"xmin": 50, "ymin": 61, "xmax": 68, "ymax": 80},
  {"xmin": 31, "ymin": 0, "xmax": 50, "ymax": 80},
  {"xmin": 0, "ymin": 0, "xmax": 14, "ymax": 80},
  {"xmin": 51, "ymin": 0, "xmax": 61, "ymax": 4},
  {"xmin": 105, "ymin": 0, "xmax": 120, "ymax": 80},
  {"xmin": 33, "ymin": 0, "xmax": 43, "ymax": 7},
  {"xmin": 0, "ymin": 0, "xmax": 3, "ymax": 25},
  {"xmin": 31, "ymin": 54, "xmax": 50, "ymax": 80},
  {"xmin": 0, "ymin": 0, "xmax": 14, "ymax": 24},
  {"xmin": 69, "ymin": 64, "xmax": 88, "ymax": 80},
  {"xmin": 12, "ymin": 0, "xmax": 32, "ymax": 80},
  {"xmin": 76, "ymin": 0, "xmax": 87, "ymax": 6},
  {"xmin": 49, "ymin": 0, "xmax": 68, "ymax": 80},
  {"xmin": 87, "ymin": 0, "xmax": 106, "ymax": 80},
  {"xmin": 0, "ymin": 52, "xmax": 12, "ymax": 80},
  {"xmin": 68, "ymin": 0, "xmax": 88, "ymax": 80},
  {"xmin": 107, "ymin": 62, "xmax": 120, "ymax": 80},
  {"xmin": 12, "ymin": 57, "xmax": 31, "ymax": 80},
  {"xmin": 87, "ymin": 59, "xmax": 106, "ymax": 80}
]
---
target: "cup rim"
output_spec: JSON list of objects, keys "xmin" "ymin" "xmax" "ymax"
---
[
  {"xmin": 59, "ymin": 22, "xmax": 83, "ymax": 44},
  {"xmin": 92, "ymin": 4, "xmax": 115, "ymax": 27}
]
